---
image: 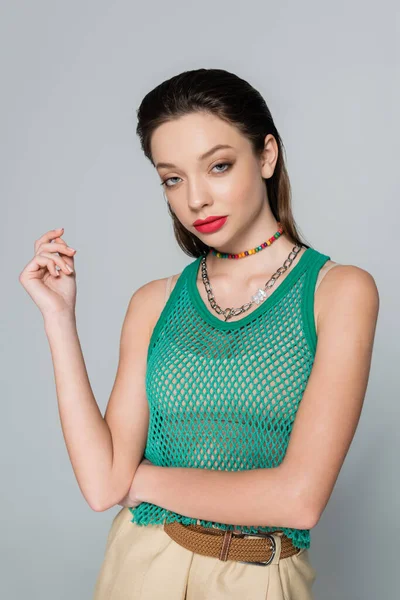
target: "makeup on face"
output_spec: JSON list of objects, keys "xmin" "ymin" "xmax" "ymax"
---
[{"xmin": 193, "ymin": 216, "xmax": 228, "ymax": 234}]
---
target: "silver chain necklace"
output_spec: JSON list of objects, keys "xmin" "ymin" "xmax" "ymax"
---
[{"xmin": 200, "ymin": 243, "xmax": 304, "ymax": 321}]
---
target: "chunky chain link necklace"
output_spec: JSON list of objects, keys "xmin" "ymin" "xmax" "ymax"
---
[{"xmin": 200, "ymin": 243, "xmax": 304, "ymax": 321}]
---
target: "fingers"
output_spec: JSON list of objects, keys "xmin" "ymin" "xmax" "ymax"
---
[
  {"xmin": 35, "ymin": 241, "xmax": 76, "ymax": 257},
  {"xmin": 34, "ymin": 227, "xmax": 65, "ymax": 254},
  {"xmin": 36, "ymin": 251, "xmax": 74, "ymax": 276},
  {"xmin": 28, "ymin": 228, "xmax": 77, "ymax": 279}
]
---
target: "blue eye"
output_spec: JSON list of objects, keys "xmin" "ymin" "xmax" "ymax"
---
[
  {"xmin": 161, "ymin": 162, "xmax": 232, "ymax": 188},
  {"xmin": 161, "ymin": 176, "xmax": 181, "ymax": 188},
  {"xmin": 212, "ymin": 162, "xmax": 231, "ymax": 173}
]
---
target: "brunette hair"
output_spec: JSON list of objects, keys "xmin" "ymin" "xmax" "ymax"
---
[{"xmin": 136, "ymin": 68, "xmax": 311, "ymax": 257}]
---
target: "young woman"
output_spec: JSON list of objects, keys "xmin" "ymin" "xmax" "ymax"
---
[{"xmin": 19, "ymin": 68, "xmax": 379, "ymax": 599}]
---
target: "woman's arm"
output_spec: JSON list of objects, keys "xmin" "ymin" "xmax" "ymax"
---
[
  {"xmin": 44, "ymin": 279, "xmax": 165, "ymax": 511},
  {"xmin": 131, "ymin": 265, "xmax": 380, "ymax": 528}
]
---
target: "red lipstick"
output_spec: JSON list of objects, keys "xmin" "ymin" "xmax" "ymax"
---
[{"xmin": 193, "ymin": 215, "xmax": 228, "ymax": 234}]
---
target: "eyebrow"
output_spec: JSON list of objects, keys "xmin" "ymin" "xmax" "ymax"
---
[{"xmin": 155, "ymin": 144, "xmax": 235, "ymax": 170}]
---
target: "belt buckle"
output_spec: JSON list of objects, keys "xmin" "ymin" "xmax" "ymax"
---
[{"xmin": 233, "ymin": 531, "xmax": 277, "ymax": 567}]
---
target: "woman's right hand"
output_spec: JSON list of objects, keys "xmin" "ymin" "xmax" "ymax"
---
[{"xmin": 19, "ymin": 227, "xmax": 77, "ymax": 318}]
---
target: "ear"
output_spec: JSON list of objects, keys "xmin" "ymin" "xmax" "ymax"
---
[{"xmin": 260, "ymin": 134, "xmax": 279, "ymax": 179}]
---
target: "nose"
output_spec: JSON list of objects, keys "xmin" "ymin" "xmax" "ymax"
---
[{"xmin": 186, "ymin": 179, "xmax": 214, "ymax": 212}]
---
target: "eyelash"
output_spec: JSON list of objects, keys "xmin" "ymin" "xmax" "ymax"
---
[{"xmin": 160, "ymin": 162, "xmax": 233, "ymax": 188}]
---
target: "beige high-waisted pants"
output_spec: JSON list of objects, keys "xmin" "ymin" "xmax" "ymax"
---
[{"xmin": 93, "ymin": 507, "xmax": 317, "ymax": 600}]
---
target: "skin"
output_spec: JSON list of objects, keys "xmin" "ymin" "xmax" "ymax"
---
[{"xmin": 19, "ymin": 112, "xmax": 380, "ymax": 527}]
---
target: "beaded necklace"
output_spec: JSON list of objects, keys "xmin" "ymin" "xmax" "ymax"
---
[{"xmin": 209, "ymin": 223, "xmax": 284, "ymax": 259}]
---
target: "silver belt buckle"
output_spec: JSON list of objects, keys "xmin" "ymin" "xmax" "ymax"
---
[{"xmin": 233, "ymin": 531, "xmax": 277, "ymax": 567}]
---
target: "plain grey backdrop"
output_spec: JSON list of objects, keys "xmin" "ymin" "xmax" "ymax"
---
[{"xmin": 1, "ymin": 1, "xmax": 398, "ymax": 598}]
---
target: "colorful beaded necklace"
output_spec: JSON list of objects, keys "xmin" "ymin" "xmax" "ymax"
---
[{"xmin": 209, "ymin": 223, "xmax": 284, "ymax": 258}]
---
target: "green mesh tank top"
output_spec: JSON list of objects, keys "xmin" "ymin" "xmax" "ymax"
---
[{"xmin": 129, "ymin": 246, "xmax": 331, "ymax": 549}]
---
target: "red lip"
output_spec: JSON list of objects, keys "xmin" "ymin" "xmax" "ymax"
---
[
  {"xmin": 193, "ymin": 216, "xmax": 228, "ymax": 234},
  {"xmin": 193, "ymin": 215, "xmax": 227, "ymax": 226}
]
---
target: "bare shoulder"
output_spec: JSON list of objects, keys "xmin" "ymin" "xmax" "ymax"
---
[
  {"xmin": 316, "ymin": 262, "xmax": 379, "ymax": 299},
  {"xmin": 125, "ymin": 271, "xmax": 183, "ymax": 336},
  {"xmin": 315, "ymin": 262, "xmax": 380, "ymax": 336}
]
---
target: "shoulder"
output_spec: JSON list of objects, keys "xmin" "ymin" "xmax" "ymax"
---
[
  {"xmin": 316, "ymin": 261, "xmax": 379, "ymax": 301},
  {"xmin": 315, "ymin": 261, "xmax": 380, "ymax": 337},
  {"xmin": 124, "ymin": 271, "xmax": 183, "ymax": 335},
  {"xmin": 129, "ymin": 270, "xmax": 182, "ymax": 304}
]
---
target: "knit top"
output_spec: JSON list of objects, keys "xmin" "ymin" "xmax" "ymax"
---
[{"xmin": 129, "ymin": 246, "xmax": 331, "ymax": 549}]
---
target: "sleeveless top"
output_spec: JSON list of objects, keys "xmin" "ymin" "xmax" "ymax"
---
[{"xmin": 129, "ymin": 246, "xmax": 339, "ymax": 550}]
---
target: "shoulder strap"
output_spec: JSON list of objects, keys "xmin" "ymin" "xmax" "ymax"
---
[
  {"xmin": 315, "ymin": 262, "xmax": 341, "ymax": 291},
  {"xmin": 164, "ymin": 275, "xmax": 173, "ymax": 306}
]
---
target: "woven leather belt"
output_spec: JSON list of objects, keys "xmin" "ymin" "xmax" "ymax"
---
[{"xmin": 164, "ymin": 522, "xmax": 300, "ymax": 566}]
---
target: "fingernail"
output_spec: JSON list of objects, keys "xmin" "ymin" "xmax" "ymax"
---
[{"xmin": 66, "ymin": 264, "xmax": 74, "ymax": 272}]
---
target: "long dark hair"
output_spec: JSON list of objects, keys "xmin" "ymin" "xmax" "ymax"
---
[{"xmin": 136, "ymin": 68, "xmax": 311, "ymax": 257}]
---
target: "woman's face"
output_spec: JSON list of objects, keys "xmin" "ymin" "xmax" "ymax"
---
[{"xmin": 150, "ymin": 111, "xmax": 277, "ymax": 248}]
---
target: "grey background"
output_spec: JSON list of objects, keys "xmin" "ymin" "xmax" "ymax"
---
[{"xmin": 1, "ymin": 1, "xmax": 398, "ymax": 598}]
